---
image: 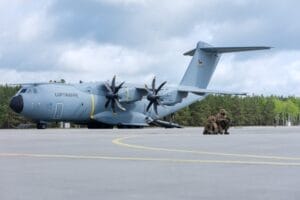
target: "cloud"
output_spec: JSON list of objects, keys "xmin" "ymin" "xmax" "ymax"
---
[
  {"xmin": 18, "ymin": 12, "xmax": 53, "ymax": 42},
  {"xmin": 57, "ymin": 41, "xmax": 155, "ymax": 77},
  {"xmin": 211, "ymin": 50, "xmax": 300, "ymax": 95},
  {"xmin": 0, "ymin": 0, "xmax": 300, "ymax": 96},
  {"xmin": 93, "ymin": 0, "xmax": 147, "ymax": 6}
]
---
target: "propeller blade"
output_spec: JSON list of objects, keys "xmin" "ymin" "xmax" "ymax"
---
[
  {"xmin": 146, "ymin": 101, "xmax": 153, "ymax": 112},
  {"xmin": 105, "ymin": 99, "xmax": 110, "ymax": 108},
  {"xmin": 156, "ymin": 81, "xmax": 167, "ymax": 94},
  {"xmin": 145, "ymin": 84, "xmax": 151, "ymax": 93},
  {"xmin": 145, "ymin": 76, "xmax": 167, "ymax": 115},
  {"xmin": 104, "ymin": 75, "xmax": 126, "ymax": 113},
  {"xmin": 156, "ymin": 98, "xmax": 164, "ymax": 107},
  {"xmin": 111, "ymin": 99, "xmax": 116, "ymax": 113},
  {"xmin": 111, "ymin": 75, "xmax": 116, "ymax": 92},
  {"xmin": 115, "ymin": 81, "xmax": 125, "ymax": 93},
  {"xmin": 153, "ymin": 103, "xmax": 158, "ymax": 115},
  {"xmin": 104, "ymin": 82, "xmax": 113, "ymax": 93},
  {"xmin": 114, "ymin": 99, "xmax": 126, "ymax": 111},
  {"xmin": 152, "ymin": 76, "xmax": 156, "ymax": 91}
]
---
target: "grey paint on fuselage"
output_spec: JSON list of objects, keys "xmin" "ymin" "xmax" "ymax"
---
[{"xmin": 18, "ymin": 82, "xmax": 203, "ymax": 125}]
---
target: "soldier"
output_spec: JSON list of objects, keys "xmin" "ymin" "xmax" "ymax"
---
[
  {"xmin": 216, "ymin": 109, "xmax": 230, "ymax": 134},
  {"xmin": 203, "ymin": 115, "xmax": 218, "ymax": 135}
]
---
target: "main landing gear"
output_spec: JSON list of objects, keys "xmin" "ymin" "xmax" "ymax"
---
[{"xmin": 37, "ymin": 122, "xmax": 47, "ymax": 129}]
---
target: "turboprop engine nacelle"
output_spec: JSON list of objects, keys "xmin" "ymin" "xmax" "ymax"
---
[
  {"xmin": 118, "ymin": 87, "xmax": 143, "ymax": 103},
  {"xmin": 160, "ymin": 90, "xmax": 187, "ymax": 106}
]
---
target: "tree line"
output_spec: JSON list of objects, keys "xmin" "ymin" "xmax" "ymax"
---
[
  {"xmin": 1, "ymin": 85, "xmax": 300, "ymax": 128},
  {"xmin": 0, "ymin": 85, "xmax": 30, "ymax": 128},
  {"xmin": 173, "ymin": 95, "xmax": 300, "ymax": 126}
]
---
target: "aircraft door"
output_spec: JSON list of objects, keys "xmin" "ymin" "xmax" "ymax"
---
[{"xmin": 54, "ymin": 103, "xmax": 63, "ymax": 119}]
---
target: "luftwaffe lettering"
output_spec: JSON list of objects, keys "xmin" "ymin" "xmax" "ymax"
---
[{"xmin": 55, "ymin": 92, "xmax": 78, "ymax": 97}]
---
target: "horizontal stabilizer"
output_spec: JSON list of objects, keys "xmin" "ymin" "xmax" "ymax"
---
[
  {"xmin": 178, "ymin": 86, "xmax": 247, "ymax": 96},
  {"xmin": 184, "ymin": 46, "xmax": 271, "ymax": 56}
]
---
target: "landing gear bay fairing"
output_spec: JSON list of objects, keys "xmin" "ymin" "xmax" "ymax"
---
[{"xmin": 9, "ymin": 41, "xmax": 270, "ymax": 128}]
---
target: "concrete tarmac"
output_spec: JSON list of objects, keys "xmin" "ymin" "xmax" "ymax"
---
[{"xmin": 1, "ymin": 127, "xmax": 300, "ymax": 200}]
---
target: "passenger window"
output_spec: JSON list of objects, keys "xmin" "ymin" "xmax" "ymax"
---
[
  {"xmin": 27, "ymin": 89, "xmax": 32, "ymax": 93},
  {"xmin": 33, "ymin": 88, "xmax": 37, "ymax": 93}
]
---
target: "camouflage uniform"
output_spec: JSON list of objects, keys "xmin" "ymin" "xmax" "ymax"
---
[
  {"xmin": 216, "ymin": 109, "xmax": 230, "ymax": 134},
  {"xmin": 203, "ymin": 115, "xmax": 218, "ymax": 135}
]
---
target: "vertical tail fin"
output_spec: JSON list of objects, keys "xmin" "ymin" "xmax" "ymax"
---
[{"xmin": 180, "ymin": 41, "xmax": 271, "ymax": 88}]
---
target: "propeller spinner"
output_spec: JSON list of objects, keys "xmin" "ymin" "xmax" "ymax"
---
[
  {"xmin": 145, "ymin": 76, "xmax": 167, "ymax": 115},
  {"xmin": 104, "ymin": 75, "xmax": 126, "ymax": 113}
]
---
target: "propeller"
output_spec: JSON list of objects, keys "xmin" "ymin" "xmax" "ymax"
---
[
  {"xmin": 104, "ymin": 75, "xmax": 126, "ymax": 113},
  {"xmin": 145, "ymin": 76, "xmax": 167, "ymax": 115}
]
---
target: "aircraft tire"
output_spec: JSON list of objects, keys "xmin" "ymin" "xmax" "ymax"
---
[
  {"xmin": 37, "ymin": 123, "xmax": 47, "ymax": 129},
  {"xmin": 117, "ymin": 125, "xmax": 143, "ymax": 129},
  {"xmin": 87, "ymin": 122, "xmax": 113, "ymax": 129}
]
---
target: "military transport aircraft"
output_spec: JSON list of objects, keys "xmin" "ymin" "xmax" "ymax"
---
[{"xmin": 9, "ymin": 41, "xmax": 270, "ymax": 129}]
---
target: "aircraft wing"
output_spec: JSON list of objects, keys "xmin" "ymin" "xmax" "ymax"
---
[
  {"xmin": 132, "ymin": 83, "xmax": 147, "ymax": 90},
  {"xmin": 178, "ymin": 86, "xmax": 247, "ymax": 96},
  {"xmin": 10, "ymin": 82, "xmax": 48, "ymax": 86},
  {"xmin": 9, "ymin": 82, "xmax": 64, "ymax": 87}
]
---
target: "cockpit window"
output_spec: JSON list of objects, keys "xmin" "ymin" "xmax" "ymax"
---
[
  {"xmin": 20, "ymin": 89, "xmax": 27, "ymax": 93},
  {"xmin": 19, "ymin": 87, "xmax": 38, "ymax": 94}
]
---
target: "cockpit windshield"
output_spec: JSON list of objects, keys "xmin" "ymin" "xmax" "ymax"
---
[
  {"xmin": 18, "ymin": 87, "xmax": 38, "ymax": 94},
  {"xmin": 20, "ymin": 88, "xmax": 27, "ymax": 93}
]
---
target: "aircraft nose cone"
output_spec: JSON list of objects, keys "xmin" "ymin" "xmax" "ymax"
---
[{"xmin": 9, "ymin": 95, "xmax": 24, "ymax": 113}]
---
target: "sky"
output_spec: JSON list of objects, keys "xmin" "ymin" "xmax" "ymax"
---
[{"xmin": 0, "ymin": 0, "xmax": 300, "ymax": 95}]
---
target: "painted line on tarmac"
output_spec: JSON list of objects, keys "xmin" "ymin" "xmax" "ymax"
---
[
  {"xmin": 1, "ymin": 152, "xmax": 300, "ymax": 166},
  {"xmin": 112, "ymin": 136, "xmax": 300, "ymax": 161}
]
